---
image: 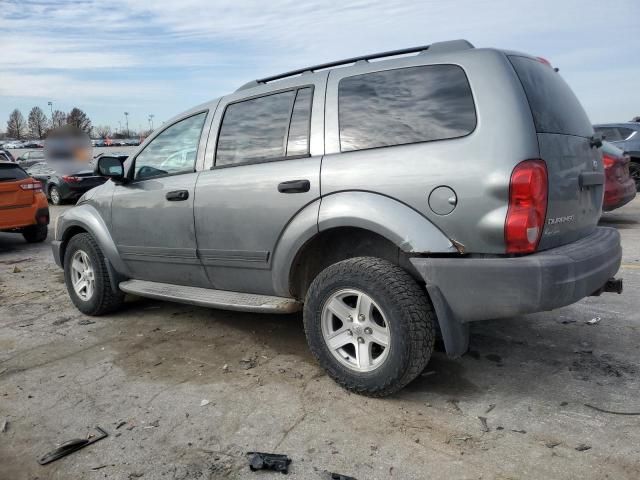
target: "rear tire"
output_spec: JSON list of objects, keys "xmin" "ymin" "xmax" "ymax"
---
[
  {"xmin": 49, "ymin": 185, "xmax": 62, "ymax": 205},
  {"xmin": 22, "ymin": 224, "xmax": 48, "ymax": 243},
  {"xmin": 64, "ymin": 233, "xmax": 125, "ymax": 316},
  {"xmin": 303, "ymin": 257, "xmax": 435, "ymax": 397}
]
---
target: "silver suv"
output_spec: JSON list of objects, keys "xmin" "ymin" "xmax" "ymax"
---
[{"xmin": 53, "ymin": 40, "xmax": 623, "ymax": 396}]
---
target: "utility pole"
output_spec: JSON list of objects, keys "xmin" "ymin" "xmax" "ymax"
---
[
  {"xmin": 148, "ymin": 114, "xmax": 154, "ymax": 130},
  {"xmin": 47, "ymin": 101, "xmax": 54, "ymax": 127},
  {"xmin": 124, "ymin": 112, "xmax": 129, "ymax": 138}
]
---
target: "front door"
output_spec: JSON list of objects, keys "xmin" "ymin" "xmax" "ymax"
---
[
  {"xmin": 195, "ymin": 81, "xmax": 325, "ymax": 295},
  {"xmin": 111, "ymin": 111, "xmax": 210, "ymax": 287}
]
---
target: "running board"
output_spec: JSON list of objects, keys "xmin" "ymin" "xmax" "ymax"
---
[{"xmin": 119, "ymin": 280, "xmax": 301, "ymax": 314}]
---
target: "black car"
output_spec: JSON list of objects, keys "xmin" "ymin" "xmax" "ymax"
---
[{"xmin": 26, "ymin": 161, "xmax": 107, "ymax": 205}]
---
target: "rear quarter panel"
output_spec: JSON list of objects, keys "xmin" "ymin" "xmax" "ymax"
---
[{"xmin": 322, "ymin": 49, "xmax": 539, "ymax": 254}]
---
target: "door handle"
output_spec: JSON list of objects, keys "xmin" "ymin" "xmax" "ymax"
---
[
  {"xmin": 278, "ymin": 179, "xmax": 310, "ymax": 193},
  {"xmin": 166, "ymin": 190, "xmax": 189, "ymax": 201}
]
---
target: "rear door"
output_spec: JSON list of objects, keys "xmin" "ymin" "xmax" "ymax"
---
[
  {"xmin": 0, "ymin": 164, "xmax": 32, "ymax": 229},
  {"xmin": 195, "ymin": 80, "xmax": 324, "ymax": 295},
  {"xmin": 509, "ymin": 56, "xmax": 603, "ymax": 249}
]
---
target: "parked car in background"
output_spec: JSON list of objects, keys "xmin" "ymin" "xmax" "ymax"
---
[
  {"xmin": 27, "ymin": 161, "xmax": 107, "ymax": 205},
  {"xmin": 3, "ymin": 141, "xmax": 24, "ymax": 149},
  {"xmin": 602, "ymin": 141, "xmax": 636, "ymax": 211},
  {"xmin": 53, "ymin": 40, "xmax": 623, "ymax": 396},
  {"xmin": 0, "ymin": 149, "xmax": 15, "ymax": 163},
  {"xmin": 0, "ymin": 161, "xmax": 49, "ymax": 242},
  {"xmin": 594, "ymin": 122, "xmax": 640, "ymax": 191},
  {"xmin": 16, "ymin": 150, "xmax": 46, "ymax": 169}
]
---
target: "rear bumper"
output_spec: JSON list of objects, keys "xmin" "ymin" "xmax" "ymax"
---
[
  {"xmin": 603, "ymin": 179, "xmax": 636, "ymax": 211},
  {"xmin": 411, "ymin": 227, "xmax": 621, "ymax": 323}
]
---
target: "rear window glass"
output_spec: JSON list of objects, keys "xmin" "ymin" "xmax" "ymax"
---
[
  {"xmin": 0, "ymin": 164, "xmax": 28, "ymax": 181},
  {"xmin": 338, "ymin": 65, "xmax": 476, "ymax": 152},
  {"xmin": 594, "ymin": 127, "xmax": 623, "ymax": 142},
  {"xmin": 509, "ymin": 56, "xmax": 593, "ymax": 137}
]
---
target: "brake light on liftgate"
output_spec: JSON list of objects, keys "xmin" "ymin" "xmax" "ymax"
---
[
  {"xmin": 61, "ymin": 175, "xmax": 81, "ymax": 183},
  {"xmin": 505, "ymin": 159, "xmax": 548, "ymax": 254}
]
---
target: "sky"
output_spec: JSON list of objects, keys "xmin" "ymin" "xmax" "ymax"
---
[{"xmin": 1, "ymin": 0, "xmax": 638, "ymax": 134}]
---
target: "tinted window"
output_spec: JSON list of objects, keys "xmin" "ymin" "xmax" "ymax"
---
[
  {"xmin": 0, "ymin": 164, "xmax": 28, "ymax": 181},
  {"xmin": 133, "ymin": 112, "xmax": 206, "ymax": 181},
  {"xmin": 216, "ymin": 90, "xmax": 298, "ymax": 166},
  {"xmin": 594, "ymin": 127, "xmax": 622, "ymax": 142},
  {"xmin": 338, "ymin": 65, "xmax": 476, "ymax": 152},
  {"xmin": 286, "ymin": 88, "xmax": 312, "ymax": 157},
  {"xmin": 617, "ymin": 127, "xmax": 635, "ymax": 141},
  {"xmin": 509, "ymin": 56, "xmax": 593, "ymax": 137}
]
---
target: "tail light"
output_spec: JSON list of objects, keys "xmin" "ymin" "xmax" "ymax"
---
[
  {"xmin": 20, "ymin": 180, "xmax": 43, "ymax": 192},
  {"xmin": 62, "ymin": 175, "xmax": 80, "ymax": 183},
  {"xmin": 505, "ymin": 159, "xmax": 548, "ymax": 254}
]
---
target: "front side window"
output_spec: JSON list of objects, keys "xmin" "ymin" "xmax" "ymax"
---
[
  {"xmin": 338, "ymin": 65, "xmax": 476, "ymax": 152},
  {"xmin": 216, "ymin": 87, "xmax": 313, "ymax": 167},
  {"xmin": 133, "ymin": 112, "xmax": 206, "ymax": 181}
]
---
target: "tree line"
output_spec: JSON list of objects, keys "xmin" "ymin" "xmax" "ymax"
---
[{"xmin": 6, "ymin": 107, "xmax": 93, "ymax": 140}]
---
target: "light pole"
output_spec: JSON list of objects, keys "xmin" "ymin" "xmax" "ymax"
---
[
  {"xmin": 148, "ymin": 114, "xmax": 155, "ymax": 131},
  {"xmin": 124, "ymin": 112, "xmax": 129, "ymax": 138},
  {"xmin": 47, "ymin": 101, "xmax": 53, "ymax": 124}
]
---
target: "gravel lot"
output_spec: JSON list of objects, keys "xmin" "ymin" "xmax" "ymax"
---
[{"xmin": 1, "ymin": 199, "xmax": 639, "ymax": 480}]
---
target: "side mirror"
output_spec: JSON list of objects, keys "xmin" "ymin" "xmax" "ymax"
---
[{"xmin": 96, "ymin": 156, "xmax": 126, "ymax": 183}]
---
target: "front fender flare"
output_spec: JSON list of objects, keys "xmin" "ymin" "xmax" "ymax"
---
[{"xmin": 57, "ymin": 204, "xmax": 130, "ymax": 277}]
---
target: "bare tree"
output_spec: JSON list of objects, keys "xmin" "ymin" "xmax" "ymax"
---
[
  {"xmin": 51, "ymin": 110, "xmax": 66, "ymax": 128},
  {"xmin": 66, "ymin": 107, "xmax": 92, "ymax": 134},
  {"xmin": 94, "ymin": 125, "xmax": 112, "ymax": 139},
  {"xmin": 28, "ymin": 106, "xmax": 49, "ymax": 139},
  {"xmin": 6, "ymin": 109, "xmax": 27, "ymax": 139}
]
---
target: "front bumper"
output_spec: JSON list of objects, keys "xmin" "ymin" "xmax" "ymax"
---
[{"xmin": 411, "ymin": 227, "xmax": 621, "ymax": 323}]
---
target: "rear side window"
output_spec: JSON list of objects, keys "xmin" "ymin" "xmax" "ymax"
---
[
  {"xmin": 509, "ymin": 56, "xmax": 593, "ymax": 137},
  {"xmin": 0, "ymin": 164, "xmax": 28, "ymax": 181},
  {"xmin": 338, "ymin": 65, "xmax": 476, "ymax": 152},
  {"xmin": 617, "ymin": 127, "xmax": 635, "ymax": 141},
  {"xmin": 216, "ymin": 86, "xmax": 313, "ymax": 167},
  {"xmin": 594, "ymin": 127, "xmax": 623, "ymax": 142}
]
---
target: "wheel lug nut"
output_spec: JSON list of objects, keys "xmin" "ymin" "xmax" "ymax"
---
[
  {"xmin": 357, "ymin": 337, "xmax": 365, "ymax": 344},
  {"xmin": 364, "ymin": 327, "xmax": 372, "ymax": 335},
  {"xmin": 346, "ymin": 330, "xmax": 353, "ymax": 336},
  {"xmin": 347, "ymin": 315, "xmax": 353, "ymax": 322},
  {"xmin": 358, "ymin": 314, "xmax": 365, "ymax": 321}
]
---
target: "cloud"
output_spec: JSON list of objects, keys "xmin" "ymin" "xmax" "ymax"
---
[{"xmin": 0, "ymin": 0, "xmax": 638, "ymax": 125}]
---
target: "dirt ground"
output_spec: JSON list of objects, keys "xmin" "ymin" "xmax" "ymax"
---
[{"xmin": 1, "ymin": 199, "xmax": 639, "ymax": 480}]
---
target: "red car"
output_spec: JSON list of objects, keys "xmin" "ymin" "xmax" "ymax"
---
[{"xmin": 602, "ymin": 141, "xmax": 636, "ymax": 211}]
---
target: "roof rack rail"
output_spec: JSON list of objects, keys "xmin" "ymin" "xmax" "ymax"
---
[{"xmin": 236, "ymin": 39, "xmax": 474, "ymax": 91}]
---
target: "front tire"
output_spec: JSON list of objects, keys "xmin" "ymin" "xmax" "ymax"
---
[
  {"xmin": 303, "ymin": 257, "xmax": 435, "ymax": 397},
  {"xmin": 22, "ymin": 224, "xmax": 48, "ymax": 243},
  {"xmin": 64, "ymin": 233, "xmax": 125, "ymax": 315},
  {"xmin": 49, "ymin": 185, "xmax": 62, "ymax": 205}
]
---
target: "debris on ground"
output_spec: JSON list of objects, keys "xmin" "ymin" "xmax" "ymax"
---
[
  {"xmin": 544, "ymin": 441, "xmax": 561, "ymax": 449},
  {"xmin": 200, "ymin": 399, "xmax": 210, "ymax": 407},
  {"xmin": 12, "ymin": 266, "xmax": 22, "ymax": 273},
  {"xmin": 586, "ymin": 316, "xmax": 601, "ymax": 325},
  {"xmin": 116, "ymin": 421, "xmax": 127, "ymax": 429},
  {"xmin": 575, "ymin": 444, "xmax": 592, "ymax": 452},
  {"xmin": 478, "ymin": 416, "xmax": 490, "ymax": 433},
  {"xmin": 584, "ymin": 403, "xmax": 640, "ymax": 415},
  {"xmin": 511, "ymin": 429, "xmax": 527, "ymax": 434},
  {"xmin": 38, "ymin": 427, "xmax": 108, "ymax": 465},
  {"xmin": 326, "ymin": 472, "xmax": 357, "ymax": 480},
  {"xmin": 1, "ymin": 419, "xmax": 8, "ymax": 433},
  {"xmin": 247, "ymin": 452, "xmax": 291, "ymax": 473},
  {"xmin": 78, "ymin": 318, "xmax": 96, "ymax": 325},
  {"xmin": 222, "ymin": 364, "xmax": 229, "ymax": 372},
  {"xmin": 485, "ymin": 404, "xmax": 496, "ymax": 414},
  {"xmin": 447, "ymin": 399, "xmax": 462, "ymax": 413},
  {"xmin": 239, "ymin": 356, "xmax": 257, "ymax": 370}
]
